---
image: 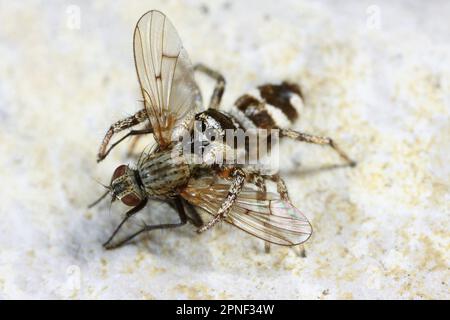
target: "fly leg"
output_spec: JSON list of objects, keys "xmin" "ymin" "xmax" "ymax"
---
[
  {"xmin": 280, "ymin": 129, "xmax": 356, "ymax": 167},
  {"xmin": 182, "ymin": 198, "xmax": 204, "ymax": 228},
  {"xmin": 197, "ymin": 167, "xmax": 246, "ymax": 233},
  {"xmin": 101, "ymin": 128, "xmax": 153, "ymax": 162},
  {"xmin": 126, "ymin": 124, "xmax": 153, "ymax": 158},
  {"xmin": 104, "ymin": 198, "xmax": 187, "ymax": 250},
  {"xmin": 126, "ymin": 135, "xmax": 142, "ymax": 158},
  {"xmin": 168, "ymin": 197, "xmax": 204, "ymax": 227},
  {"xmin": 194, "ymin": 63, "xmax": 226, "ymax": 110},
  {"xmin": 103, "ymin": 198, "xmax": 148, "ymax": 249},
  {"xmin": 97, "ymin": 109, "xmax": 151, "ymax": 162}
]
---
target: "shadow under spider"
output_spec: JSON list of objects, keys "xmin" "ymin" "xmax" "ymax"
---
[{"xmin": 284, "ymin": 162, "xmax": 355, "ymax": 178}]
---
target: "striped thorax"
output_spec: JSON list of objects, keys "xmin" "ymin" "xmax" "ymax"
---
[
  {"xmin": 110, "ymin": 145, "xmax": 191, "ymax": 206},
  {"xmin": 138, "ymin": 146, "xmax": 191, "ymax": 197}
]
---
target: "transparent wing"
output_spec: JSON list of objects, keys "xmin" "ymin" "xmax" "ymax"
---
[
  {"xmin": 134, "ymin": 10, "xmax": 202, "ymax": 147},
  {"xmin": 181, "ymin": 176, "xmax": 312, "ymax": 246}
]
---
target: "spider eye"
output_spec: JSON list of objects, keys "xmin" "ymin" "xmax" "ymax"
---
[
  {"xmin": 121, "ymin": 193, "xmax": 141, "ymax": 206},
  {"xmin": 112, "ymin": 165, "xmax": 128, "ymax": 181}
]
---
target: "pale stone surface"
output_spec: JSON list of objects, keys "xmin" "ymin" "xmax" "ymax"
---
[{"xmin": 0, "ymin": 0, "xmax": 448, "ymax": 299}]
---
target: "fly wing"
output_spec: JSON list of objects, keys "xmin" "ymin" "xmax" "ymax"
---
[
  {"xmin": 134, "ymin": 10, "xmax": 202, "ymax": 147},
  {"xmin": 181, "ymin": 176, "xmax": 312, "ymax": 246}
]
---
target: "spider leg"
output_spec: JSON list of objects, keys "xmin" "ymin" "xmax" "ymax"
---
[
  {"xmin": 197, "ymin": 167, "xmax": 246, "ymax": 233},
  {"xmin": 280, "ymin": 129, "xmax": 356, "ymax": 167},
  {"xmin": 97, "ymin": 109, "xmax": 150, "ymax": 162},
  {"xmin": 262, "ymin": 173, "xmax": 290, "ymax": 202},
  {"xmin": 194, "ymin": 63, "xmax": 226, "ymax": 110},
  {"xmin": 246, "ymin": 171, "xmax": 272, "ymax": 253}
]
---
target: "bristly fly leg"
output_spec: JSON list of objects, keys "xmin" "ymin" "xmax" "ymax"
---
[
  {"xmin": 197, "ymin": 167, "xmax": 246, "ymax": 233},
  {"xmin": 194, "ymin": 63, "xmax": 226, "ymax": 110},
  {"xmin": 104, "ymin": 197, "xmax": 187, "ymax": 250},
  {"xmin": 280, "ymin": 129, "xmax": 357, "ymax": 167},
  {"xmin": 181, "ymin": 198, "xmax": 204, "ymax": 227},
  {"xmin": 103, "ymin": 198, "xmax": 148, "ymax": 249},
  {"xmin": 97, "ymin": 109, "xmax": 150, "ymax": 162},
  {"xmin": 167, "ymin": 197, "xmax": 204, "ymax": 228},
  {"xmin": 102, "ymin": 128, "xmax": 153, "ymax": 161},
  {"xmin": 126, "ymin": 124, "xmax": 153, "ymax": 157}
]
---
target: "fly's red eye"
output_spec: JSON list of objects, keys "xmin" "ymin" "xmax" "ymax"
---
[
  {"xmin": 112, "ymin": 165, "xmax": 128, "ymax": 181},
  {"xmin": 121, "ymin": 193, "xmax": 141, "ymax": 206}
]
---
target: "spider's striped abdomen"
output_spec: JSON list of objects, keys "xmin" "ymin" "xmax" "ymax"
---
[{"xmin": 230, "ymin": 82, "xmax": 304, "ymax": 131}]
